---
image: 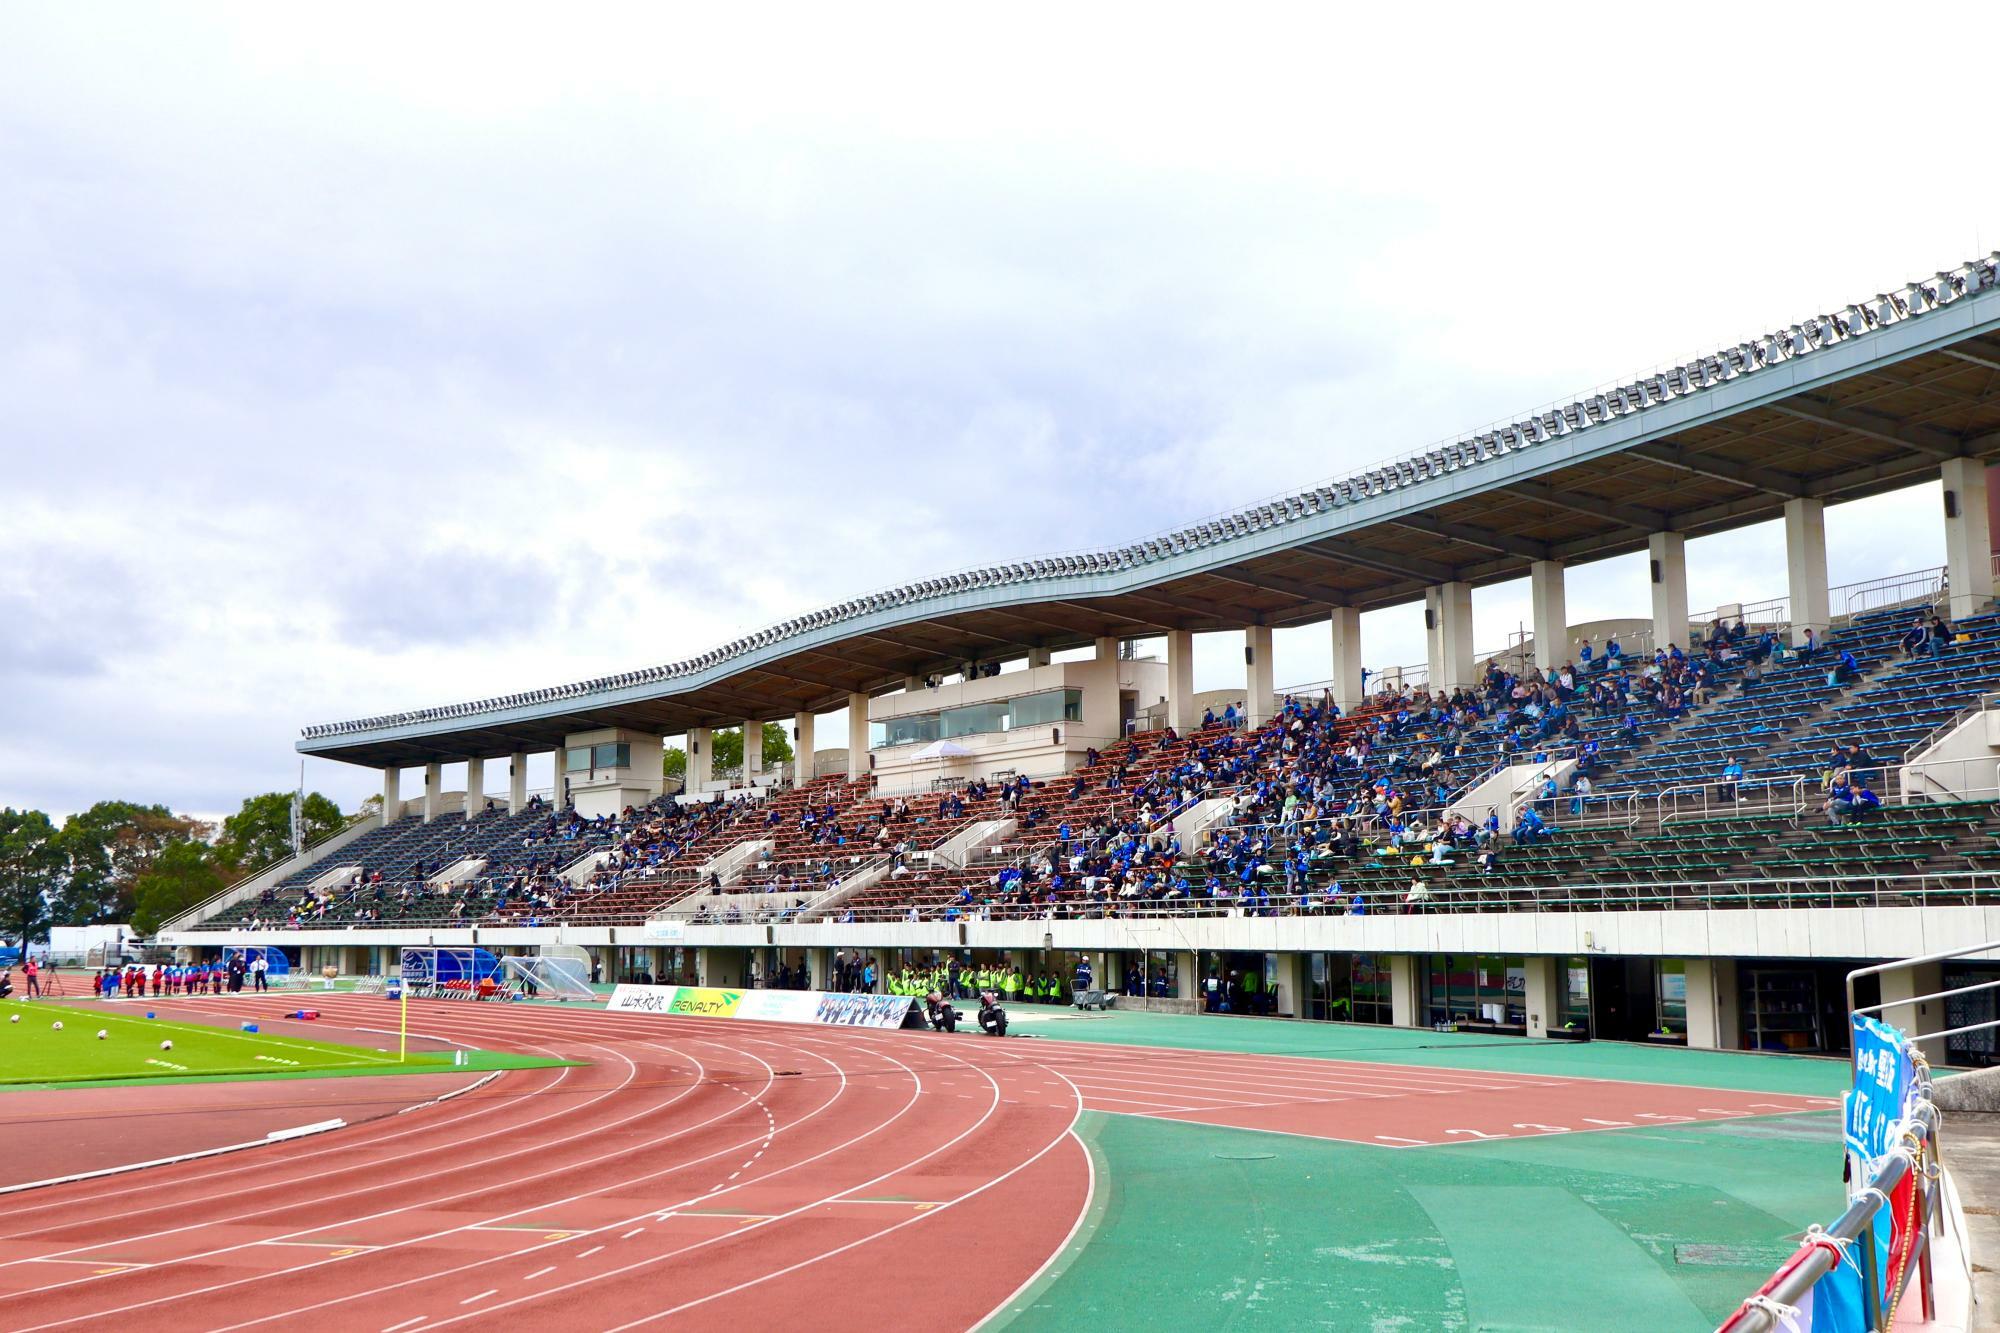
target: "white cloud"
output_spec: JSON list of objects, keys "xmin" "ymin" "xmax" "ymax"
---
[{"xmin": 1, "ymin": 3, "xmax": 1992, "ymax": 815}]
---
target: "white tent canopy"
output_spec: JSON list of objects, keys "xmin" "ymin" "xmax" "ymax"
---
[{"xmin": 910, "ymin": 739, "xmax": 975, "ymax": 761}]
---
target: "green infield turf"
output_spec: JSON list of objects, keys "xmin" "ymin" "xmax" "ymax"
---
[{"xmin": 0, "ymin": 998, "xmax": 457, "ymax": 1084}]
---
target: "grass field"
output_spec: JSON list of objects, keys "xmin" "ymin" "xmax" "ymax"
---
[{"xmin": 0, "ymin": 999, "xmax": 457, "ymax": 1084}]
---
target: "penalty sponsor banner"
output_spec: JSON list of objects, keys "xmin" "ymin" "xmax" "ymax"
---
[{"xmin": 607, "ymin": 984, "xmax": 913, "ymax": 1030}]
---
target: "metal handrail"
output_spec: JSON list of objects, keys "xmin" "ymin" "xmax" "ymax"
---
[
  {"xmin": 174, "ymin": 862, "xmax": 2000, "ymax": 933},
  {"xmin": 1830, "ymin": 564, "xmax": 1946, "ymax": 624},
  {"xmin": 1655, "ymin": 774, "xmax": 1809, "ymax": 827},
  {"xmin": 1717, "ymin": 1103, "xmax": 1935, "ymax": 1332}
]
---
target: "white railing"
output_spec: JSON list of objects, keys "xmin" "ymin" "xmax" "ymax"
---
[
  {"xmin": 815, "ymin": 866, "xmax": 2000, "ymax": 922},
  {"xmin": 1832, "ymin": 564, "xmax": 1945, "ymax": 622},
  {"xmin": 1906, "ymin": 692, "xmax": 2000, "ymax": 762},
  {"xmin": 1368, "ymin": 661, "xmax": 1429, "ymax": 693},
  {"xmin": 1689, "ymin": 594, "xmax": 1789, "ymax": 643},
  {"xmin": 1655, "ymin": 774, "xmax": 1809, "ymax": 826},
  {"xmin": 1898, "ymin": 752, "xmax": 2000, "ymax": 805}
]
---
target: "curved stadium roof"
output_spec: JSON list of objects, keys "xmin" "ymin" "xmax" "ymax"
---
[{"xmin": 303, "ymin": 257, "xmax": 2000, "ymax": 766}]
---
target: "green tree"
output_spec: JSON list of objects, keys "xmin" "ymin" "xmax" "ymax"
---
[
  {"xmin": 0, "ymin": 808, "xmax": 61, "ymax": 954},
  {"xmin": 50, "ymin": 800, "xmax": 208, "ymax": 925},
  {"xmin": 710, "ymin": 723, "xmax": 796, "ymax": 774},
  {"xmin": 218, "ymin": 792, "xmax": 347, "ymax": 871},
  {"xmin": 666, "ymin": 725, "xmax": 796, "ymax": 784},
  {"xmin": 129, "ymin": 839, "xmax": 229, "ymax": 936}
]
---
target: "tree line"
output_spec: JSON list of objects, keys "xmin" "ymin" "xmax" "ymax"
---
[
  {"xmin": 661, "ymin": 722, "xmax": 795, "ymax": 780},
  {"xmin": 0, "ymin": 792, "xmax": 350, "ymax": 946}
]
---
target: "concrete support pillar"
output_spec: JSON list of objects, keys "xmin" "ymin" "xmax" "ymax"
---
[
  {"xmin": 1174, "ymin": 950, "xmax": 1199, "ymax": 1001},
  {"xmin": 508, "ymin": 752, "xmax": 528, "ymax": 815},
  {"xmin": 1784, "ymin": 497, "xmax": 1831, "ymax": 645},
  {"xmin": 846, "ymin": 694, "xmax": 870, "ymax": 781},
  {"xmin": 1095, "ymin": 636, "xmax": 1120, "ymax": 663},
  {"xmin": 465, "ymin": 756, "xmax": 484, "ymax": 821},
  {"xmin": 1388, "ymin": 954, "xmax": 1424, "ymax": 1028},
  {"xmin": 1880, "ymin": 960, "xmax": 1947, "ymax": 1041},
  {"xmin": 1943, "ymin": 458, "xmax": 1995, "ymax": 619},
  {"xmin": 1272, "ymin": 953, "xmax": 1305, "ymax": 1019},
  {"xmin": 687, "ymin": 727, "xmax": 712, "ymax": 794},
  {"xmin": 1422, "ymin": 587, "xmax": 1443, "ymax": 684},
  {"xmin": 1529, "ymin": 560, "xmax": 1568, "ymax": 673},
  {"xmin": 1648, "ymin": 531, "xmax": 1690, "ymax": 655},
  {"xmin": 1523, "ymin": 956, "xmax": 1560, "ymax": 1039},
  {"xmin": 550, "ymin": 749, "xmax": 567, "ymax": 809},
  {"xmin": 1027, "ymin": 646, "xmax": 1053, "ymax": 668},
  {"xmin": 792, "ymin": 712, "xmax": 816, "ymax": 783},
  {"xmin": 382, "ymin": 767, "xmax": 401, "ymax": 824},
  {"xmin": 1329, "ymin": 606, "xmax": 1363, "ymax": 712},
  {"xmin": 1685, "ymin": 958, "xmax": 1741, "ymax": 1050},
  {"xmin": 742, "ymin": 722, "xmax": 763, "ymax": 785},
  {"xmin": 1426, "ymin": 582, "xmax": 1474, "ymax": 693},
  {"xmin": 422, "ymin": 762, "xmax": 442, "ymax": 823},
  {"xmin": 1244, "ymin": 625, "xmax": 1274, "ymax": 725},
  {"xmin": 1165, "ymin": 629, "xmax": 1196, "ymax": 732}
]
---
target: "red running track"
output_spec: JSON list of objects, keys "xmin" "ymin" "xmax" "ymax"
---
[
  {"xmin": 0, "ymin": 995, "xmax": 1089, "ymax": 1331},
  {"xmin": 0, "ymin": 996, "xmax": 1838, "ymax": 1329},
  {"xmin": 974, "ymin": 1037, "xmax": 1840, "ymax": 1146}
]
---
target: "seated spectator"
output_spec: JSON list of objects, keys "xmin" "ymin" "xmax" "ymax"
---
[{"xmin": 1719, "ymin": 756, "xmax": 1744, "ymax": 803}]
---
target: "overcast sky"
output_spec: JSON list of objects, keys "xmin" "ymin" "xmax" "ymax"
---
[{"xmin": 4, "ymin": 4, "xmax": 1996, "ymax": 819}]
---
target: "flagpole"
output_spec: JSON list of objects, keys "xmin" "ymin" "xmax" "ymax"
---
[{"xmin": 400, "ymin": 983, "xmax": 408, "ymax": 1062}]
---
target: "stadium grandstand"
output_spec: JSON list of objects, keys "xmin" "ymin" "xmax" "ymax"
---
[{"xmin": 160, "ymin": 253, "xmax": 2000, "ymax": 1056}]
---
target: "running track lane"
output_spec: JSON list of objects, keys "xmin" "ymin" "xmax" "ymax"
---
[
  {"xmin": 0, "ymin": 995, "xmax": 1089, "ymax": 1331},
  {"xmin": 974, "ymin": 1038, "xmax": 1840, "ymax": 1144}
]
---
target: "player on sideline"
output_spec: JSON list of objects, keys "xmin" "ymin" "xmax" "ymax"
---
[{"xmin": 22, "ymin": 956, "xmax": 40, "ymax": 999}]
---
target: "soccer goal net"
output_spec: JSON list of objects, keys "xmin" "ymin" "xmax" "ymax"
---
[{"xmin": 499, "ymin": 953, "xmax": 594, "ymax": 1002}]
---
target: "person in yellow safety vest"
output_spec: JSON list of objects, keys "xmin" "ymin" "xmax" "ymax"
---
[{"xmin": 1004, "ymin": 968, "xmax": 1021, "ymax": 1003}]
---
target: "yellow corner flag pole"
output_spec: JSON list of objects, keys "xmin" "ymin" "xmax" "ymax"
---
[{"xmin": 400, "ymin": 982, "xmax": 408, "ymax": 1063}]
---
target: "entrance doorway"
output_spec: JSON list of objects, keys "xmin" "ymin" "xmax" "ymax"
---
[{"xmin": 1589, "ymin": 957, "xmax": 1656, "ymax": 1042}]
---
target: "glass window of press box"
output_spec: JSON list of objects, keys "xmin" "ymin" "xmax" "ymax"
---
[
  {"xmin": 871, "ymin": 690, "xmax": 1083, "ymax": 748},
  {"xmin": 565, "ymin": 742, "xmax": 631, "ymax": 773}
]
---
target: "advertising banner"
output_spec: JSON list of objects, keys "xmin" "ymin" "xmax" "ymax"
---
[{"xmin": 606, "ymin": 984, "xmax": 914, "ymax": 1030}]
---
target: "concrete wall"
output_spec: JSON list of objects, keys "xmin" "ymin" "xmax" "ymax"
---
[
  {"xmin": 163, "ymin": 903, "xmax": 2000, "ymax": 962},
  {"xmin": 1901, "ymin": 704, "xmax": 2000, "ymax": 802}
]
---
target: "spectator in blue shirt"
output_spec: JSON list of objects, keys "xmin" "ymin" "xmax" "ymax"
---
[{"xmin": 1720, "ymin": 756, "xmax": 1744, "ymax": 802}]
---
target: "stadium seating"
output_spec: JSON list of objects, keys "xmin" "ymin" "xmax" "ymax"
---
[{"xmin": 195, "ymin": 591, "xmax": 2000, "ymax": 933}]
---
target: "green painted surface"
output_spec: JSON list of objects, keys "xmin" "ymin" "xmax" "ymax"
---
[
  {"xmin": 1004, "ymin": 1008, "xmax": 1850, "ymax": 1096},
  {"xmin": 0, "ymin": 998, "xmax": 567, "ymax": 1089},
  {"xmin": 994, "ymin": 1110, "xmax": 1844, "ymax": 1332}
]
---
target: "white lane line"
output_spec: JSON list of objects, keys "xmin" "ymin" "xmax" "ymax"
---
[
  {"xmin": 382, "ymin": 1318, "xmax": 427, "ymax": 1332},
  {"xmin": 1374, "ymin": 1135, "xmax": 1427, "ymax": 1145},
  {"xmin": 577, "ymin": 1245, "xmax": 604, "ymax": 1258},
  {"xmin": 621, "ymin": 1229, "xmax": 644, "ymax": 1240},
  {"xmin": 521, "ymin": 1267, "xmax": 555, "ymax": 1281},
  {"xmin": 458, "ymin": 1291, "xmax": 496, "ymax": 1306}
]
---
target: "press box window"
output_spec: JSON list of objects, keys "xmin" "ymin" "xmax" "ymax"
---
[{"xmin": 565, "ymin": 743, "xmax": 630, "ymax": 774}]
